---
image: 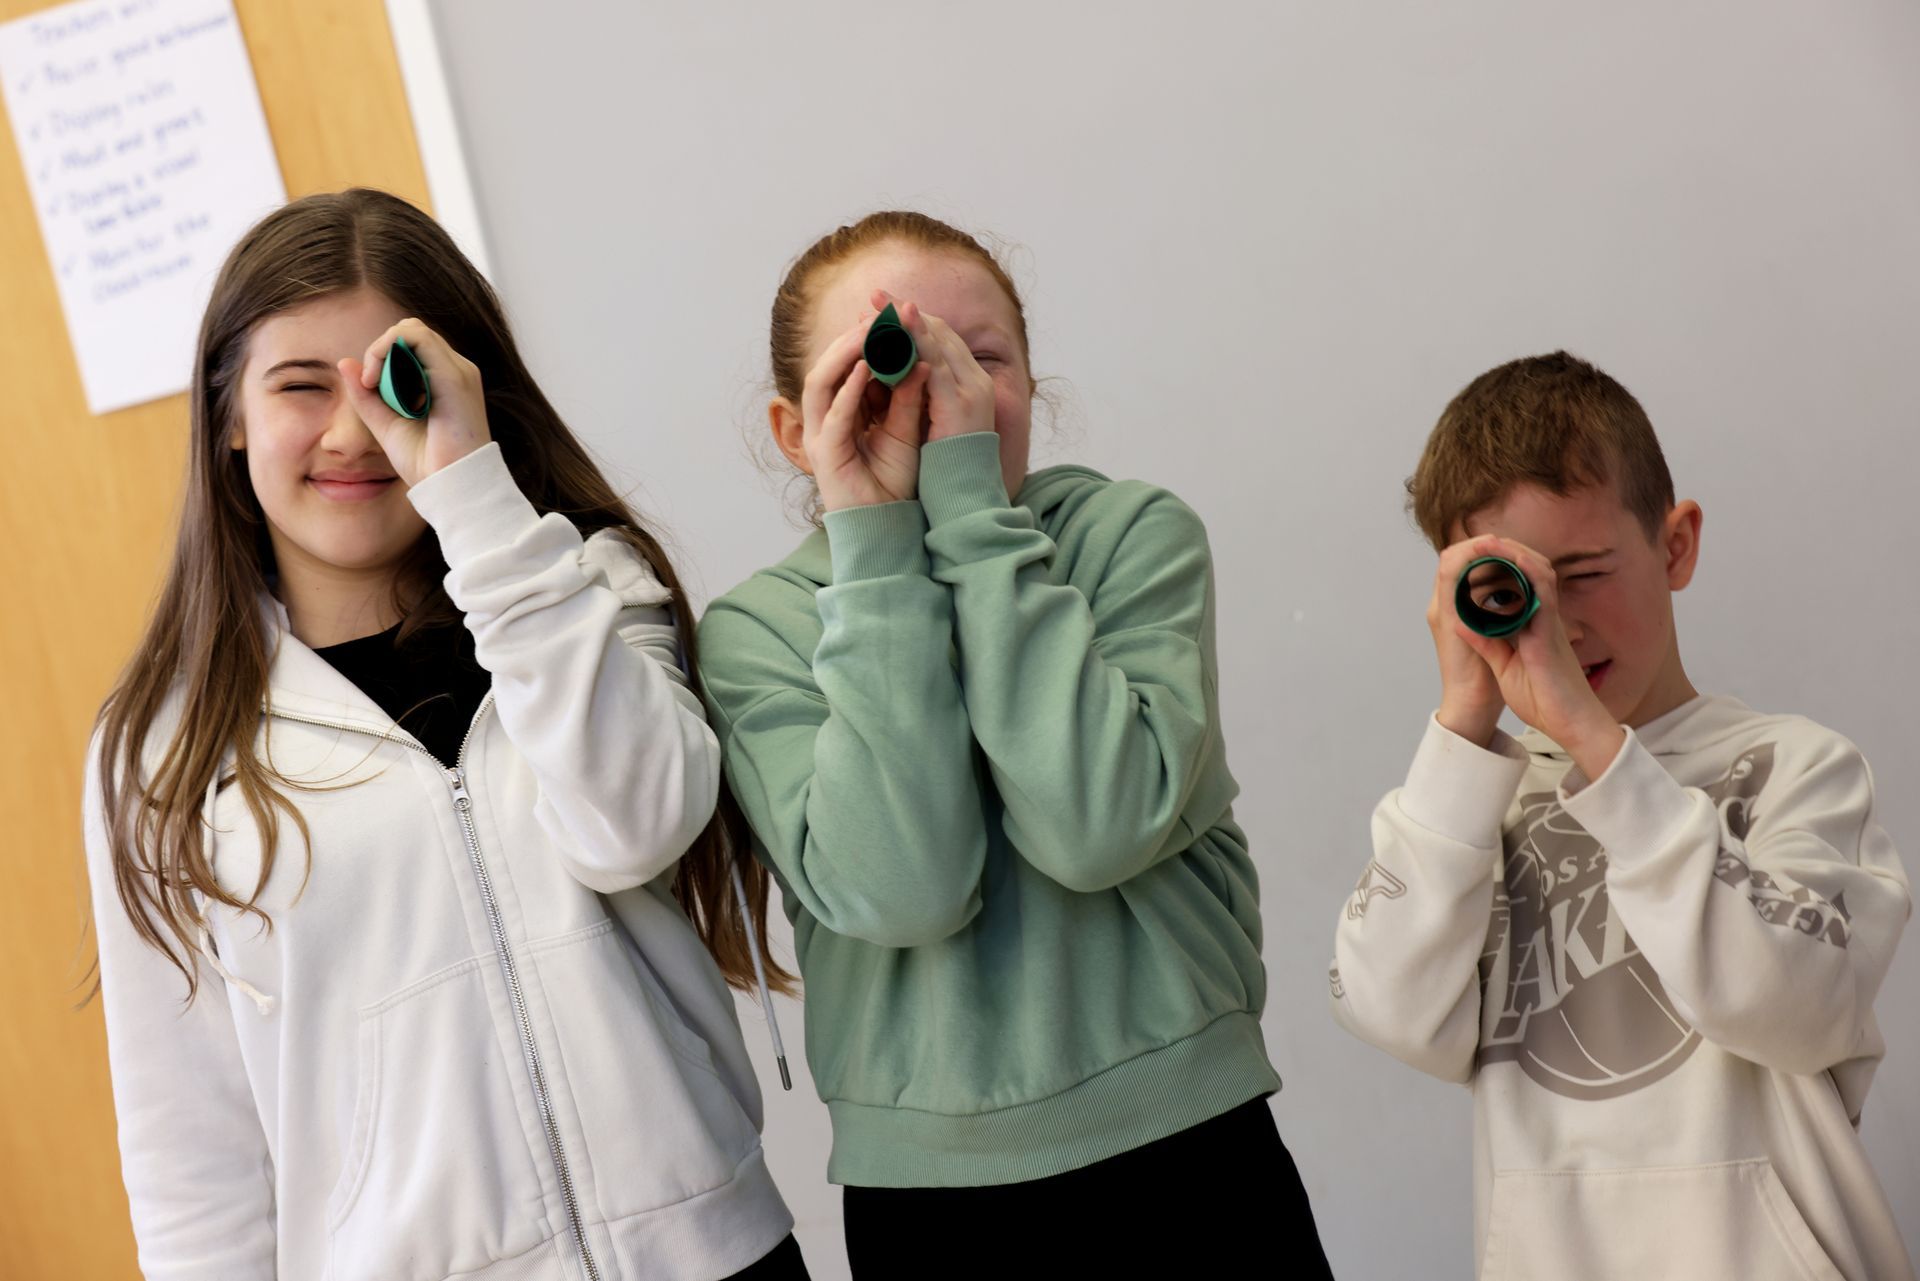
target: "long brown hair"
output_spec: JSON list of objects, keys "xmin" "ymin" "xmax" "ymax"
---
[{"xmin": 95, "ymin": 188, "xmax": 792, "ymax": 1000}]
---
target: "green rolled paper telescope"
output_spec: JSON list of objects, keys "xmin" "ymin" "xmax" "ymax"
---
[
  {"xmin": 862, "ymin": 303, "xmax": 917, "ymax": 387},
  {"xmin": 1456, "ymin": 556, "xmax": 1541, "ymax": 638},
  {"xmin": 379, "ymin": 336, "xmax": 432, "ymax": 420}
]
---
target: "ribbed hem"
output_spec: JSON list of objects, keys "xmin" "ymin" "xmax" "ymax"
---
[
  {"xmin": 917, "ymin": 432, "xmax": 1008, "ymax": 528},
  {"xmin": 824, "ymin": 1010, "xmax": 1281, "ymax": 1188},
  {"xmin": 1399, "ymin": 715, "xmax": 1530, "ymax": 848},
  {"xmin": 822, "ymin": 501, "xmax": 930, "ymax": 581}
]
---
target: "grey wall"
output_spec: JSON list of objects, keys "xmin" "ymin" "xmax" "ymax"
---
[{"xmin": 426, "ymin": 2, "xmax": 1920, "ymax": 1275}]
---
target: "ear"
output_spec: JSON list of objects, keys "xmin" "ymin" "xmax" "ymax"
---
[
  {"xmin": 1663, "ymin": 500, "xmax": 1703, "ymax": 591},
  {"xmin": 227, "ymin": 418, "xmax": 246, "ymax": 452},
  {"xmin": 768, "ymin": 396, "xmax": 812, "ymax": 476}
]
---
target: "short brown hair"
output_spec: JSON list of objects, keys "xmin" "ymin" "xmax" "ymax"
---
[{"xmin": 1406, "ymin": 351, "xmax": 1674, "ymax": 550}]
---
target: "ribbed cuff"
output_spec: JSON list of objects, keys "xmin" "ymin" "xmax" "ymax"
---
[
  {"xmin": 1559, "ymin": 729, "xmax": 1697, "ymax": 873},
  {"xmin": 404, "ymin": 442, "xmax": 542, "ymax": 567},
  {"xmin": 917, "ymin": 432, "xmax": 1008, "ymax": 529},
  {"xmin": 1398, "ymin": 714, "xmax": 1530, "ymax": 848},
  {"xmin": 822, "ymin": 501, "xmax": 930, "ymax": 582}
]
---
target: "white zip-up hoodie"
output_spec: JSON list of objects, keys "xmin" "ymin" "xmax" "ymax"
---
[
  {"xmin": 1330, "ymin": 694, "xmax": 1913, "ymax": 1281},
  {"xmin": 83, "ymin": 442, "xmax": 794, "ymax": 1281}
]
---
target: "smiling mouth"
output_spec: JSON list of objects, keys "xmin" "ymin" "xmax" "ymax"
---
[
  {"xmin": 308, "ymin": 476, "xmax": 397, "ymax": 501},
  {"xmin": 1583, "ymin": 660, "xmax": 1613, "ymax": 689}
]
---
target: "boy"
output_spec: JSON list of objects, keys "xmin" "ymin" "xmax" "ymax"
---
[{"xmin": 1330, "ymin": 352, "xmax": 1913, "ymax": 1280}]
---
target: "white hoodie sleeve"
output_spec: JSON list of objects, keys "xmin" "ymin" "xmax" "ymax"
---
[
  {"xmin": 84, "ymin": 746, "xmax": 277, "ymax": 1277},
  {"xmin": 1330, "ymin": 715, "xmax": 1528, "ymax": 1083},
  {"xmin": 406, "ymin": 442, "xmax": 721, "ymax": 893},
  {"xmin": 1562, "ymin": 726, "xmax": 1912, "ymax": 1078}
]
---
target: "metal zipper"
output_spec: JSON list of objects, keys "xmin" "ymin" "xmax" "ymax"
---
[{"xmin": 268, "ymin": 700, "xmax": 603, "ymax": 1281}]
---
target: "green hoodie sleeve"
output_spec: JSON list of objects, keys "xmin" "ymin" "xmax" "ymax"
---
[
  {"xmin": 919, "ymin": 431, "xmax": 1220, "ymax": 893},
  {"xmin": 698, "ymin": 500, "xmax": 988, "ymax": 947}
]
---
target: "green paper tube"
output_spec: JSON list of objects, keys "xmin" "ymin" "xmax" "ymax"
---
[
  {"xmin": 379, "ymin": 337, "xmax": 432, "ymax": 420},
  {"xmin": 1456, "ymin": 556, "xmax": 1541, "ymax": 638},
  {"xmin": 862, "ymin": 303, "xmax": 917, "ymax": 387}
]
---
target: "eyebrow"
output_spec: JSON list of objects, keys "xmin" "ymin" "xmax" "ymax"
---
[
  {"xmin": 958, "ymin": 321, "xmax": 1016, "ymax": 344},
  {"xmin": 1552, "ymin": 549, "xmax": 1614, "ymax": 569},
  {"xmin": 262, "ymin": 358, "xmax": 334, "ymax": 379}
]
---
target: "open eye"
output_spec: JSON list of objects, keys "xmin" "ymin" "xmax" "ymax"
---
[{"xmin": 1474, "ymin": 586, "xmax": 1525, "ymax": 612}]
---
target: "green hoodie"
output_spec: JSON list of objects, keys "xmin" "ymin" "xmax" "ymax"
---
[{"xmin": 697, "ymin": 431, "xmax": 1278, "ymax": 1187}]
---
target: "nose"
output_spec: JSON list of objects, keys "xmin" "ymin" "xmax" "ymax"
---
[{"xmin": 320, "ymin": 384, "xmax": 382, "ymax": 457}]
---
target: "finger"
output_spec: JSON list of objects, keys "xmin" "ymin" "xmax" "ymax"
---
[
  {"xmin": 1451, "ymin": 616, "xmax": 1513, "ymax": 671},
  {"xmin": 361, "ymin": 320, "xmax": 418, "ymax": 390},
  {"xmin": 877, "ymin": 360, "xmax": 931, "ymax": 443},
  {"xmin": 918, "ymin": 313, "xmax": 975, "ymax": 371},
  {"xmin": 1497, "ymin": 543, "xmax": 1560, "ymax": 611},
  {"xmin": 919, "ymin": 313, "xmax": 988, "ymax": 387},
  {"xmin": 923, "ymin": 335, "xmax": 963, "ymax": 409},
  {"xmin": 1436, "ymin": 534, "xmax": 1507, "ymax": 583},
  {"xmin": 861, "ymin": 375, "xmax": 891, "ymax": 426},
  {"xmin": 800, "ymin": 325, "xmax": 872, "ymax": 436},
  {"xmin": 337, "ymin": 357, "xmax": 406, "ymax": 440},
  {"xmin": 819, "ymin": 360, "xmax": 875, "ymax": 457}
]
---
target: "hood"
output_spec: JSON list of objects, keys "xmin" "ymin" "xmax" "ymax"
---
[{"xmin": 1519, "ymin": 692, "xmax": 1761, "ymax": 764}]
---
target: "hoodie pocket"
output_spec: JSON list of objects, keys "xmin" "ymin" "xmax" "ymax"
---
[
  {"xmin": 326, "ymin": 959, "xmax": 552, "ymax": 1281},
  {"xmin": 527, "ymin": 921, "xmax": 760, "ymax": 1224},
  {"xmin": 1482, "ymin": 1159, "xmax": 1843, "ymax": 1281}
]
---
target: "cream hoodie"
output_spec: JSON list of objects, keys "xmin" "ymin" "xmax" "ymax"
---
[
  {"xmin": 1331, "ymin": 694, "xmax": 1913, "ymax": 1281},
  {"xmin": 84, "ymin": 443, "xmax": 793, "ymax": 1281}
]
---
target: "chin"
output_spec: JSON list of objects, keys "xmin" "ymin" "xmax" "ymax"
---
[{"xmin": 304, "ymin": 534, "xmax": 419, "ymax": 574}]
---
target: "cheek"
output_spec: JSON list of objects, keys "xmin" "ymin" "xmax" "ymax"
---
[
  {"xmin": 236, "ymin": 394, "xmax": 323, "ymax": 485},
  {"xmin": 991, "ymin": 374, "xmax": 1033, "ymax": 442},
  {"xmin": 1589, "ymin": 582, "xmax": 1666, "ymax": 653}
]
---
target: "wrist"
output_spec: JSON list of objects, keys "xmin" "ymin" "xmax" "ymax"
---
[
  {"xmin": 925, "ymin": 420, "xmax": 994, "ymax": 443},
  {"xmin": 1562, "ymin": 719, "xmax": 1627, "ymax": 782},
  {"xmin": 1435, "ymin": 698, "xmax": 1500, "ymax": 748},
  {"xmin": 816, "ymin": 477, "xmax": 902, "ymax": 514},
  {"xmin": 426, "ymin": 432, "xmax": 488, "ymax": 479},
  {"xmin": 917, "ymin": 432, "xmax": 1007, "ymax": 527}
]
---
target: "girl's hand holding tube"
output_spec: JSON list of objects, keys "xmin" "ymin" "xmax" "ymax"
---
[
  {"xmin": 804, "ymin": 293, "xmax": 933, "ymax": 512},
  {"xmin": 338, "ymin": 319, "xmax": 491, "ymax": 486},
  {"xmin": 889, "ymin": 294, "xmax": 996, "ymax": 444}
]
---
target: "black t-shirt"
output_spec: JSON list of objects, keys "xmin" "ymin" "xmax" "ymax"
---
[{"xmin": 313, "ymin": 620, "xmax": 492, "ymax": 768}]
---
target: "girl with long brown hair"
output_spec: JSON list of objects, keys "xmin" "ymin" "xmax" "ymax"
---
[{"xmin": 83, "ymin": 188, "xmax": 807, "ymax": 1280}]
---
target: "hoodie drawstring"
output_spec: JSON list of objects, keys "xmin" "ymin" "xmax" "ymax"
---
[
  {"xmin": 730, "ymin": 860, "xmax": 791, "ymax": 1091},
  {"xmin": 667, "ymin": 601, "xmax": 792, "ymax": 1091},
  {"xmin": 195, "ymin": 923, "xmax": 278, "ymax": 1017}
]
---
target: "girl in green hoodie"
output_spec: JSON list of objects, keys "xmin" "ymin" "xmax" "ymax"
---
[{"xmin": 698, "ymin": 211, "xmax": 1331, "ymax": 1276}]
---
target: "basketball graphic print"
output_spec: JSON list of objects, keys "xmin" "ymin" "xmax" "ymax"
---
[{"xmin": 1477, "ymin": 745, "xmax": 1776, "ymax": 1099}]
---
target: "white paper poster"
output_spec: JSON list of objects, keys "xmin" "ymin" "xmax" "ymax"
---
[{"xmin": 0, "ymin": 0, "xmax": 286, "ymax": 414}]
